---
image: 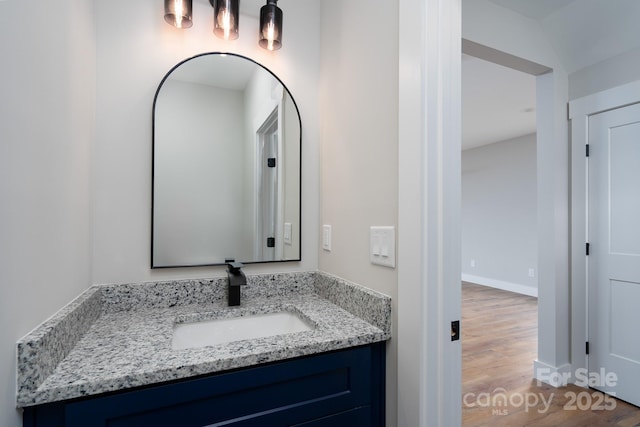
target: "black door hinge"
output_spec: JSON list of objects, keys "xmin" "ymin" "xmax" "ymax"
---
[
  {"xmin": 267, "ymin": 158, "xmax": 276, "ymax": 168},
  {"xmin": 267, "ymin": 237, "xmax": 275, "ymax": 248},
  {"xmin": 451, "ymin": 320, "xmax": 460, "ymax": 341},
  {"xmin": 586, "ymin": 341, "xmax": 590, "ymax": 355},
  {"xmin": 586, "ymin": 242, "xmax": 590, "ymax": 256},
  {"xmin": 586, "ymin": 144, "xmax": 590, "ymax": 157}
]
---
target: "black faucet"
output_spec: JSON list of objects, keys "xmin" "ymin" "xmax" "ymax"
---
[{"xmin": 226, "ymin": 262, "xmax": 246, "ymax": 306}]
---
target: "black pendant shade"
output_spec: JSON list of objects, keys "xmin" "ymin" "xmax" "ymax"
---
[
  {"xmin": 259, "ymin": 0, "xmax": 283, "ymax": 51},
  {"xmin": 164, "ymin": 0, "xmax": 193, "ymax": 29},
  {"xmin": 211, "ymin": 0, "xmax": 239, "ymax": 41}
]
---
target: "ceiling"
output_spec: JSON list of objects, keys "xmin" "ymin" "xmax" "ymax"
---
[
  {"xmin": 462, "ymin": 55, "xmax": 535, "ymax": 151},
  {"xmin": 490, "ymin": 0, "xmax": 640, "ymax": 74},
  {"xmin": 463, "ymin": 0, "xmax": 640, "ymax": 150},
  {"xmin": 169, "ymin": 54, "xmax": 257, "ymax": 90}
]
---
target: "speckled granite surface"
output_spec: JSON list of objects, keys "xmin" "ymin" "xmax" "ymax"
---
[{"xmin": 16, "ymin": 271, "xmax": 391, "ymax": 407}]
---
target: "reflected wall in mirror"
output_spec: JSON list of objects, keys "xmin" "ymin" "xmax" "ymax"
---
[{"xmin": 152, "ymin": 53, "xmax": 301, "ymax": 268}]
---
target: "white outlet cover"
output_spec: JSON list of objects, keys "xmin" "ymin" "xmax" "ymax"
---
[
  {"xmin": 284, "ymin": 222, "xmax": 292, "ymax": 245},
  {"xmin": 322, "ymin": 225, "xmax": 331, "ymax": 251}
]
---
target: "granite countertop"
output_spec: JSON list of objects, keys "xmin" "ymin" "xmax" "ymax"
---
[{"xmin": 17, "ymin": 272, "xmax": 391, "ymax": 407}]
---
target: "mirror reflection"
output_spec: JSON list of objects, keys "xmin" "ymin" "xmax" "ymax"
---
[{"xmin": 152, "ymin": 53, "xmax": 301, "ymax": 268}]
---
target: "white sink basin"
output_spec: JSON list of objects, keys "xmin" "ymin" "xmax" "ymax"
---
[{"xmin": 172, "ymin": 311, "xmax": 314, "ymax": 350}]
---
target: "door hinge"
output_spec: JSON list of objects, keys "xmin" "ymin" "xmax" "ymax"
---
[
  {"xmin": 586, "ymin": 341, "xmax": 590, "ymax": 355},
  {"xmin": 267, "ymin": 157, "xmax": 276, "ymax": 168},
  {"xmin": 451, "ymin": 320, "xmax": 460, "ymax": 341},
  {"xmin": 586, "ymin": 242, "xmax": 590, "ymax": 256},
  {"xmin": 586, "ymin": 144, "xmax": 590, "ymax": 157},
  {"xmin": 267, "ymin": 237, "xmax": 275, "ymax": 248}
]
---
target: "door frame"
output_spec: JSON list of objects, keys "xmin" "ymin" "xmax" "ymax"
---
[
  {"xmin": 255, "ymin": 109, "xmax": 277, "ymax": 261},
  {"xmin": 461, "ymin": 41, "xmax": 580, "ymax": 394},
  {"xmin": 569, "ymin": 80, "xmax": 640, "ymax": 378},
  {"xmin": 398, "ymin": 0, "xmax": 575, "ymax": 423},
  {"xmin": 254, "ymin": 105, "xmax": 285, "ymax": 261},
  {"xmin": 398, "ymin": 0, "xmax": 461, "ymax": 425}
]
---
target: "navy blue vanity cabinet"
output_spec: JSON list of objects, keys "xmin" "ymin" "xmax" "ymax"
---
[{"xmin": 23, "ymin": 342, "xmax": 385, "ymax": 427}]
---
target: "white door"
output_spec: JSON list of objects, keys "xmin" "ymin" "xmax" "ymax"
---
[{"xmin": 588, "ymin": 102, "xmax": 640, "ymax": 406}]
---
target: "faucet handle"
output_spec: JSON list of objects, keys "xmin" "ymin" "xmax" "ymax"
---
[{"xmin": 226, "ymin": 261, "xmax": 244, "ymax": 272}]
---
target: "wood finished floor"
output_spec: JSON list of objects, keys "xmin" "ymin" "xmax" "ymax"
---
[{"xmin": 462, "ymin": 281, "xmax": 640, "ymax": 427}]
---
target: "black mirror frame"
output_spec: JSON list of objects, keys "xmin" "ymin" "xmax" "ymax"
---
[{"xmin": 151, "ymin": 52, "xmax": 302, "ymax": 269}]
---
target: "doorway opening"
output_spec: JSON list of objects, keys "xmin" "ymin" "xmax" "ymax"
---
[{"xmin": 461, "ymin": 43, "xmax": 544, "ymax": 424}]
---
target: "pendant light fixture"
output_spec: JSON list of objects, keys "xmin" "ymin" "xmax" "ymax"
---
[
  {"xmin": 211, "ymin": 0, "xmax": 239, "ymax": 41},
  {"xmin": 163, "ymin": 0, "xmax": 286, "ymax": 51},
  {"xmin": 164, "ymin": 0, "xmax": 193, "ymax": 29},
  {"xmin": 259, "ymin": 0, "xmax": 283, "ymax": 51}
]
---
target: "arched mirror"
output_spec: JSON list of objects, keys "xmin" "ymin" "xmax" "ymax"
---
[{"xmin": 152, "ymin": 53, "xmax": 301, "ymax": 268}]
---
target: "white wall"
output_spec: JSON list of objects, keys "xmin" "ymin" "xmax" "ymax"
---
[
  {"xmin": 282, "ymin": 96, "xmax": 301, "ymax": 259},
  {"xmin": 569, "ymin": 47, "xmax": 640, "ymax": 100},
  {"xmin": 154, "ymin": 80, "xmax": 246, "ymax": 265},
  {"xmin": 463, "ymin": 0, "xmax": 562, "ymax": 67},
  {"xmin": 0, "ymin": 0, "xmax": 95, "ymax": 425},
  {"xmin": 92, "ymin": 0, "xmax": 320, "ymax": 283},
  {"xmin": 319, "ymin": 0, "xmax": 399, "ymax": 424},
  {"xmin": 461, "ymin": 134, "xmax": 538, "ymax": 295}
]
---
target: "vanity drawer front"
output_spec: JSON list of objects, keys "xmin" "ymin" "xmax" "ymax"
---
[
  {"xmin": 292, "ymin": 406, "xmax": 372, "ymax": 426},
  {"xmin": 24, "ymin": 343, "xmax": 385, "ymax": 427}
]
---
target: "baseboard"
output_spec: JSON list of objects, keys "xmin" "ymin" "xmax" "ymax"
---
[
  {"xmin": 461, "ymin": 273, "xmax": 538, "ymax": 297},
  {"xmin": 533, "ymin": 360, "xmax": 573, "ymax": 387}
]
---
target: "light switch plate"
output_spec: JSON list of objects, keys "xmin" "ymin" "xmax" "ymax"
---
[{"xmin": 370, "ymin": 226, "xmax": 395, "ymax": 268}]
